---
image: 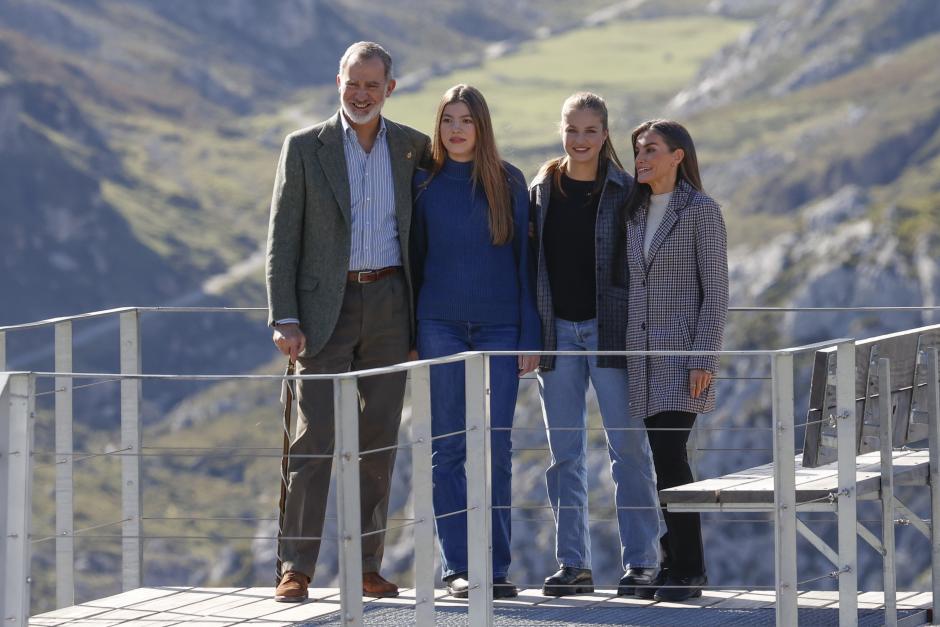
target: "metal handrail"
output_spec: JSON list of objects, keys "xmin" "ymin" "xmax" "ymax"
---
[
  {"xmin": 6, "ymin": 306, "xmax": 939, "ymax": 627},
  {"xmin": 11, "ymin": 341, "xmax": 854, "ymax": 381},
  {"xmin": 3, "ymin": 303, "xmax": 939, "ymax": 332}
]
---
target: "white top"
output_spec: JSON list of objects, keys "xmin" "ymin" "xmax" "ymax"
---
[{"xmin": 644, "ymin": 191, "xmax": 672, "ymax": 260}]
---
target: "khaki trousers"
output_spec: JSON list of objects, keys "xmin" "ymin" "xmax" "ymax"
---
[{"xmin": 279, "ymin": 271, "xmax": 410, "ymax": 577}]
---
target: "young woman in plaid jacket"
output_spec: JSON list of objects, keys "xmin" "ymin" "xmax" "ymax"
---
[
  {"xmin": 623, "ymin": 119, "xmax": 729, "ymax": 602},
  {"xmin": 529, "ymin": 93, "xmax": 661, "ymax": 598}
]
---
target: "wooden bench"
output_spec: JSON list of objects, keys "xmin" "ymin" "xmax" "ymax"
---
[
  {"xmin": 664, "ymin": 323, "xmax": 940, "ymax": 508},
  {"xmin": 663, "ymin": 450, "xmax": 929, "ymax": 511},
  {"xmin": 660, "ymin": 322, "xmax": 940, "ymax": 623}
]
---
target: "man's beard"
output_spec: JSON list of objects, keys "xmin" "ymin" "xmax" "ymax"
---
[{"xmin": 341, "ymin": 100, "xmax": 383, "ymax": 125}]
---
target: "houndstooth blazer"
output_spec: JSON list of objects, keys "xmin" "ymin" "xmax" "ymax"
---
[
  {"xmin": 625, "ymin": 178, "xmax": 729, "ymax": 421},
  {"xmin": 529, "ymin": 162, "xmax": 633, "ymax": 371}
]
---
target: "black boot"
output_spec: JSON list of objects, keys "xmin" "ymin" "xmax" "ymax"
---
[
  {"xmin": 541, "ymin": 566, "xmax": 594, "ymax": 596},
  {"xmin": 493, "ymin": 577, "xmax": 519, "ymax": 599},
  {"xmin": 617, "ymin": 567, "xmax": 658, "ymax": 596},
  {"xmin": 635, "ymin": 568, "xmax": 668, "ymax": 600},
  {"xmin": 653, "ymin": 573, "xmax": 707, "ymax": 602}
]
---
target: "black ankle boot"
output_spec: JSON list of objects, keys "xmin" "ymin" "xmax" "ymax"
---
[
  {"xmin": 617, "ymin": 567, "xmax": 658, "ymax": 596},
  {"xmin": 635, "ymin": 567, "xmax": 668, "ymax": 600},
  {"xmin": 653, "ymin": 573, "xmax": 706, "ymax": 602},
  {"xmin": 541, "ymin": 566, "xmax": 594, "ymax": 596}
]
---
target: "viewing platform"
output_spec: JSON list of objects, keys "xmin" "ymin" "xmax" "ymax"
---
[
  {"xmin": 26, "ymin": 586, "xmax": 934, "ymax": 626},
  {"xmin": 4, "ymin": 306, "xmax": 940, "ymax": 626}
]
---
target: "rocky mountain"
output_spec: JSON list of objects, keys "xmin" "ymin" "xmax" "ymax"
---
[{"xmin": 0, "ymin": 0, "xmax": 615, "ymax": 328}]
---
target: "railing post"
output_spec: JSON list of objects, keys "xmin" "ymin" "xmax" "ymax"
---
[
  {"xmin": 836, "ymin": 340, "xmax": 858, "ymax": 627},
  {"xmin": 119, "ymin": 310, "xmax": 143, "ymax": 590},
  {"xmin": 55, "ymin": 321, "xmax": 75, "ymax": 607},
  {"xmin": 926, "ymin": 348, "xmax": 940, "ymax": 613},
  {"xmin": 410, "ymin": 365, "xmax": 436, "ymax": 627},
  {"xmin": 771, "ymin": 351, "xmax": 797, "ymax": 625},
  {"xmin": 0, "ymin": 330, "xmax": 6, "ymax": 370},
  {"xmin": 1, "ymin": 373, "xmax": 35, "ymax": 627},
  {"xmin": 878, "ymin": 358, "xmax": 897, "ymax": 627},
  {"xmin": 465, "ymin": 353, "xmax": 493, "ymax": 627},
  {"xmin": 334, "ymin": 376, "xmax": 363, "ymax": 625}
]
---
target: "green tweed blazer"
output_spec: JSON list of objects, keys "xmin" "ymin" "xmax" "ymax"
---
[{"xmin": 265, "ymin": 111, "xmax": 431, "ymax": 357}]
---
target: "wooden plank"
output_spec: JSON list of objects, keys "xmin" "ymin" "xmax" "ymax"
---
[
  {"xmin": 123, "ymin": 590, "xmax": 224, "ymax": 612},
  {"xmin": 899, "ymin": 591, "xmax": 933, "ymax": 609},
  {"xmin": 47, "ymin": 621, "xmax": 123, "ymax": 627},
  {"xmin": 170, "ymin": 587, "xmax": 270, "ymax": 618},
  {"xmin": 706, "ymin": 589, "xmax": 775, "ymax": 609},
  {"xmin": 793, "ymin": 590, "xmax": 840, "ymax": 608},
  {"xmin": 77, "ymin": 609, "xmax": 155, "ymax": 622},
  {"xmin": 803, "ymin": 351, "xmax": 831, "ymax": 467},
  {"xmin": 663, "ymin": 450, "xmax": 929, "ymax": 506},
  {"xmin": 31, "ymin": 588, "xmax": 185, "ymax": 622},
  {"xmin": 29, "ymin": 606, "xmax": 108, "ymax": 623},
  {"xmin": 602, "ymin": 595, "xmax": 658, "ymax": 607},
  {"xmin": 153, "ymin": 587, "xmax": 258, "ymax": 623},
  {"xmin": 181, "ymin": 588, "xmax": 305, "ymax": 621},
  {"xmin": 660, "ymin": 456, "xmax": 837, "ymax": 503},
  {"xmin": 663, "ymin": 455, "xmax": 842, "ymax": 504}
]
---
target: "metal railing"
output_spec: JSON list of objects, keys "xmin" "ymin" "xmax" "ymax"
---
[{"xmin": 2, "ymin": 306, "xmax": 940, "ymax": 627}]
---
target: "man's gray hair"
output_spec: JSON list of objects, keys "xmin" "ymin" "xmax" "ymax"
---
[{"xmin": 339, "ymin": 41, "xmax": 393, "ymax": 80}]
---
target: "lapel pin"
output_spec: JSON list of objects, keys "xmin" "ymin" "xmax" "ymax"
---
[{"xmin": 405, "ymin": 151, "xmax": 413, "ymax": 160}]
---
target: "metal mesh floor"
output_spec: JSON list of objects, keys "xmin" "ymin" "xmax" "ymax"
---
[{"xmin": 300, "ymin": 605, "xmax": 924, "ymax": 626}]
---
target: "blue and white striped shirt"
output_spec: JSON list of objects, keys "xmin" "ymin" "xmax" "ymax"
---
[{"xmin": 341, "ymin": 114, "xmax": 400, "ymax": 271}]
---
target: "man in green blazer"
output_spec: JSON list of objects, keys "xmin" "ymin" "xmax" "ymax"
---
[{"xmin": 265, "ymin": 41, "xmax": 430, "ymax": 603}]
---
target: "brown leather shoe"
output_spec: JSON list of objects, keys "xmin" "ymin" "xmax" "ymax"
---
[
  {"xmin": 362, "ymin": 571, "xmax": 398, "ymax": 598},
  {"xmin": 275, "ymin": 570, "xmax": 310, "ymax": 602}
]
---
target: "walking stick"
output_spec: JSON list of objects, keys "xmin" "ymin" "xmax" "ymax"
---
[{"xmin": 275, "ymin": 358, "xmax": 295, "ymax": 584}]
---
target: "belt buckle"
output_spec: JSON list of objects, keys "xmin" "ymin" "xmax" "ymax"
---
[{"xmin": 357, "ymin": 270, "xmax": 372, "ymax": 283}]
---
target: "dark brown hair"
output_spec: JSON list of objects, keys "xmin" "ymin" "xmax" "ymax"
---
[
  {"xmin": 537, "ymin": 92, "xmax": 624, "ymax": 196},
  {"xmin": 622, "ymin": 119, "xmax": 703, "ymax": 221},
  {"xmin": 426, "ymin": 84, "xmax": 513, "ymax": 245}
]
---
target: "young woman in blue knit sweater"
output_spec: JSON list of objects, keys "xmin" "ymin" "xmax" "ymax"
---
[
  {"xmin": 411, "ymin": 84, "xmax": 541, "ymax": 599},
  {"xmin": 530, "ymin": 93, "xmax": 661, "ymax": 598}
]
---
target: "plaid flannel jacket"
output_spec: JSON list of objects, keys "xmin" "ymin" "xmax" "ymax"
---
[
  {"xmin": 529, "ymin": 162, "xmax": 633, "ymax": 371},
  {"xmin": 625, "ymin": 178, "xmax": 729, "ymax": 421}
]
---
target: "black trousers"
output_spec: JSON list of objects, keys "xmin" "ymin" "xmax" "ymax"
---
[{"xmin": 645, "ymin": 410, "xmax": 705, "ymax": 577}]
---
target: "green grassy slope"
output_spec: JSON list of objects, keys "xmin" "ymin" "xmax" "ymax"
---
[{"xmin": 384, "ymin": 16, "xmax": 751, "ymax": 173}]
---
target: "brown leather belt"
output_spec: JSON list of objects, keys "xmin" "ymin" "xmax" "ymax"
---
[{"xmin": 347, "ymin": 266, "xmax": 400, "ymax": 284}]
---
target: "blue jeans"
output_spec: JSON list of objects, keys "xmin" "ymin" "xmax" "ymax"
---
[
  {"xmin": 537, "ymin": 318, "xmax": 661, "ymax": 570},
  {"xmin": 416, "ymin": 319, "xmax": 520, "ymax": 580}
]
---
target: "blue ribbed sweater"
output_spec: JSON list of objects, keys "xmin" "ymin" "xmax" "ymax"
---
[{"xmin": 411, "ymin": 158, "xmax": 541, "ymax": 350}]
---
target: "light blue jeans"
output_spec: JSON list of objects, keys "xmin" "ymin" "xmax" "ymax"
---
[{"xmin": 537, "ymin": 318, "xmax": 661, "ymax": 570}]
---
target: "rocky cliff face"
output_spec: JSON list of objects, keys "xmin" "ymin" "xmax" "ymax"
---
[{"xmin": 671, "ymin": 0, "xmax": 940, "ymax": 115}]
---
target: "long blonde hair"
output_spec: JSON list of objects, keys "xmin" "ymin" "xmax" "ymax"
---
[
  {"xmin": 426, "ymin": 84, "xmax": 513, "ymax": 245},
  {"xmin": 536, "ymin": 92, "xmax": 623, "ymax": 195}
]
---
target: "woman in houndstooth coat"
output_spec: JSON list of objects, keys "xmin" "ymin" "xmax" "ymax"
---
[{"xmin": 622, "ymin": 119, "xmax": 729, "ymax": 602}]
